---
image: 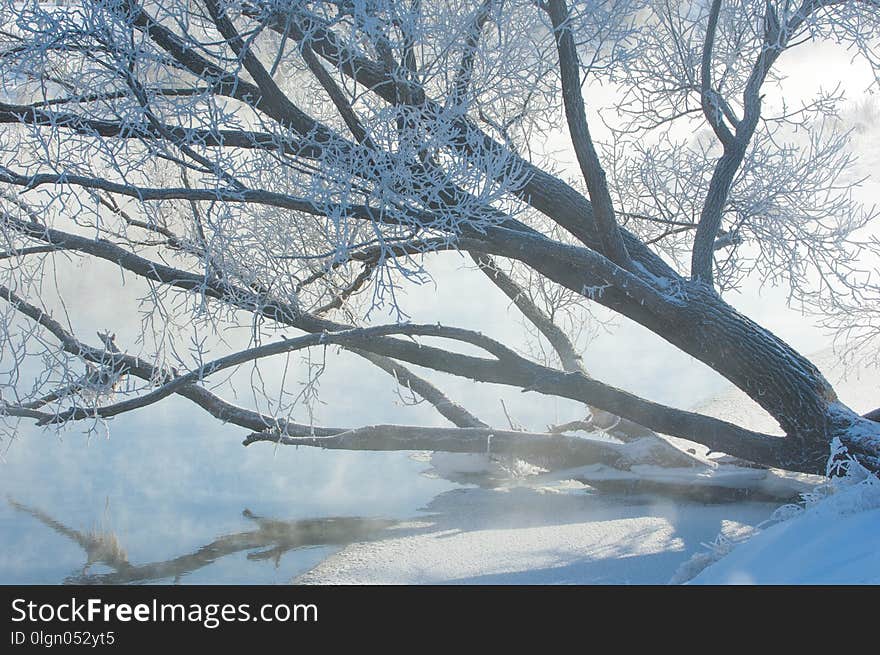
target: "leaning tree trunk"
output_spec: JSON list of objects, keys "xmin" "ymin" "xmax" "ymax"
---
[
  {"xmin": 686, "ymin": 288, "xmax": 880, "ymax": 476},
  {"xmin": 624, "ymin": 287, "xmax": 875, "ymax": 473},
  {"xmin": 493, "ymin": 235, "xmax": 879, "ymax": 474}
]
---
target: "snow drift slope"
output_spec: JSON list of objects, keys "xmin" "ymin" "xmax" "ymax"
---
[
  {"xmin": 687, "ymin": 348, "xmax": 880, "ymax": 584},
  {"xmin": 690, "ymin": 461, "xmax": 880, "ymax": 584}
]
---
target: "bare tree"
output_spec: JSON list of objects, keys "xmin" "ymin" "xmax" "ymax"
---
[{"xmin": 1, "ymin": 0, "xmax": 879, "ymax": 478}]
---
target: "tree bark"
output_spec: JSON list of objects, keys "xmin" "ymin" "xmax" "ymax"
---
[{"xmin": 479, "ymin": 233, "xmax": 873, "ymax": 472}]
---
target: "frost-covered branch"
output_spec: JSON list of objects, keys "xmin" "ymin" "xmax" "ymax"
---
[{"xmin": 544, "ymin": 0, "xmax": 630, "ymax": 267}]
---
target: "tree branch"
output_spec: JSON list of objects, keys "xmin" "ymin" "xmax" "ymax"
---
[
  {"xmin": 300, "ymin": 41, "xmax": 374, "ymax": 147},
  {"xmin": 691, "ymin": 0, "xmax": 825, "ymax": 284},
  {"xmin": 242, "ymin": 424, "xmax": 698, "ymax": 470},
  {"xmin": 700, "ymin": 0, "xmax": 736, "ymax": 145},
  {"xmin": 0, "ymin": 245, "xmax": 64, "ymax": 260},
  {"xmin": 0, "ymin": 176, "xmax": 676, "ymax": 321},
  {"xmin": 348, "ymin": 349, "xmax": 489, "ymax": 428},
  {"xmin": 252, "ymin": 2, "xmax": 677, "ymax": 280},
  {"xmin": 449, "ymin": 0, "xmax": 494, "ymax": 108},
  {"xmin": 545, "ymin": 0, "xmax": 631, "ymax": 267},
  {"xmin": 36, "ymin": 322, "xmax": 519, "ymax": 425},
  {"xmin": 469, "ymin": 250, "xmax": 661, "ymax": 443},
  {"xmin": 0, "ymin": 283, "xmax": 345, "ymax": 437},
  {"xmin": 470, "ymin": 251, "xmax": 585, "ymax": 373}
]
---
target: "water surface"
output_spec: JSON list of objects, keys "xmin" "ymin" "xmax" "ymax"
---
[{"xmin": 0, "ymin": 395, "xmax": 458, "ymax": 584}]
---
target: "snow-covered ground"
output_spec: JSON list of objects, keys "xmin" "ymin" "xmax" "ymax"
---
[
  {"xmin": 681, "ymin": 348, "xmax": 880, "ymax": 584},
  {"xmin": 295, "ymin": 481, "xmax": 778, "ymax": 585},
  {"xmin": 295, "ymin": 347, "xmax": 880, "ymax": 585},
  {"xmin": 689, "ymin": 460, "xmax": 880, "ymax": 584}
]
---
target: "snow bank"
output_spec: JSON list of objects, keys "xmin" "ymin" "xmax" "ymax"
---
[
  {"xmin": 686, "ymin": 451, "xmax": 880, "ymax": 584},
  {"xmin": 678, "ymin": 345, "xmax": 880, "ymax": 585}
]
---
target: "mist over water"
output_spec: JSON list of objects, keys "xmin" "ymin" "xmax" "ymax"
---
[{"xmin": 0, "ymin": 396, "xmax": 458, "ymax": 584}]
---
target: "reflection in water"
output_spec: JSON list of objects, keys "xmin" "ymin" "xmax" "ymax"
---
[{"xmin": 8, "ymin": 497, "xmax": 396, "ymax": 585}]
